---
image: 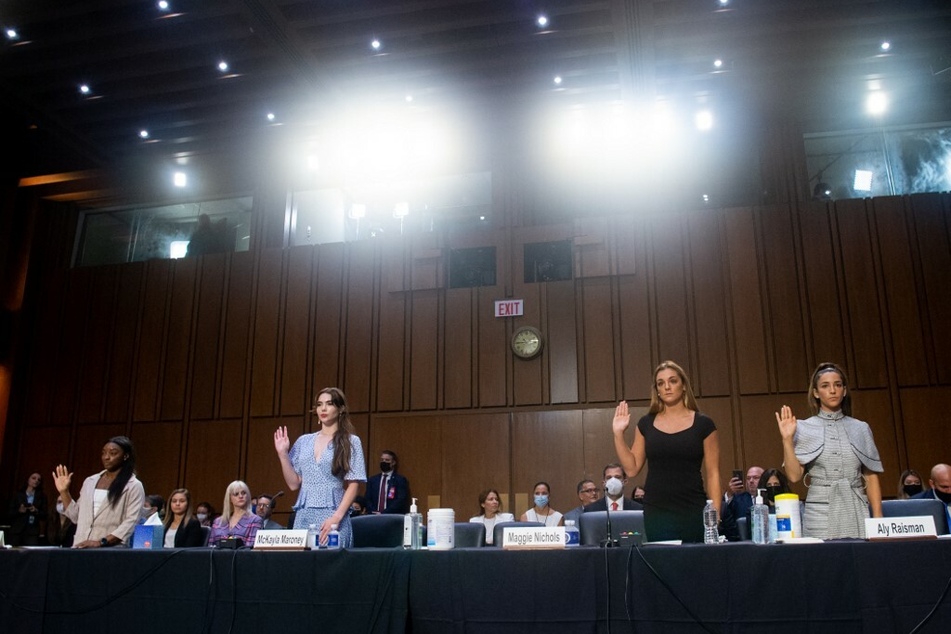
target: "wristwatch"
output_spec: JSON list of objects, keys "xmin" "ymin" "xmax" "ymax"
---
[{"xmin": 100, "ymin": 537, "xmax": 110, "ymax": 547}]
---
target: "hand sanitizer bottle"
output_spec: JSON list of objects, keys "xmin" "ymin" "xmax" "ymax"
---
[
  {"xmin": 751, "ymin": 489, "xmax": 769, "ymax": 545},
  {"xmin": 404, "ymin": 497, "xmax": 422, "ymax": 550}
]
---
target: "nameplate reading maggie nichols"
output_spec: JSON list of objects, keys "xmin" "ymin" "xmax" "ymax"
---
[
  {"xmin": 254, "ymin": 529, "xmax": 309, "ymax": 550},
  {"xmin": 501, "ymin": 526, "xmax": 565, "ymax": 549},
  {"xmin": 865, "ymin": 516, "xmax": 937, "ymax": 541}
]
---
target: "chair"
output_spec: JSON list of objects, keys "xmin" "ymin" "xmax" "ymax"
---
[
  {"xmin": 351, "ymin": 514, "xmax": 405, "ymax": 547},
  {"xmin": 492, "ymin": 521, "xmax": 543, "ymax": 547},
  {"xmin": 453, "ymin": 522, "xmax": 486, "ymax": 548},
  {"xmin": 579, "ymin": 510, "xmax": 645, "ymax": 546},
  {"xmin": 881, "ymin": 499, "xmax": 949, "ymax": 535},
  {"xmin": 736, "ymin": 516, "xmax": 750, "ymax": 541},
  {"xmin": 200, "ymin": 526, "xmax": 211, "ymax": 547}
]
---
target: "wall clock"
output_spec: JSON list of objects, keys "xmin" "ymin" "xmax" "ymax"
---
[{"xmin": 511, "ymin": 326, "xmax": 543, "ymax": 359}]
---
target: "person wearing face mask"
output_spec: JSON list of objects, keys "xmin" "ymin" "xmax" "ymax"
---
[
  {"xmin": 582, "ymin": 464, "xmax": 643, "ymax": 513},
  {"xmin": 897, "ymin": 469, "xmax": 925, "ymax": 500},
  {"xmin": 756, "ymin": 468, "xmax": 792, "ymax": 510},
  {"xmin": 365, "ymin": 450, "xmax": 410, "ymax": 515},
  {"xmin": 910, "ymin": 464, "xmax": 951, "ymax": 530},
  {"xmin": 777, "ymin": 362, "xmax": 884, "ymax": 539},
  {"xmin": 520, "ymin": 482, "xmax": 563, "ymax": 526},
  {"xmin": 195, "ymin": 502, "xmax": 215, "ymax": 528}
]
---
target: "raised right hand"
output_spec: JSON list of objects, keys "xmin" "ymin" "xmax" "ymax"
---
[
  {"xmin": 612, "ymin": 401, "xmax": 631, "ymax": 434},
  {"xmin": 776, "ymin": 405, "xmax": 797, "ymax": 440},
  {"xmin": 52, "ymin": 464, "xmax": 73, "ymax": 494},
  {"xmin": 274, "ymin": 426, "xmax": 291, "ymax": 456}
]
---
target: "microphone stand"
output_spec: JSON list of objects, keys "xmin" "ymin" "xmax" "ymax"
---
[{"xmin": 601, "ymin": 491, "xmax": 619, "ymax": 548}]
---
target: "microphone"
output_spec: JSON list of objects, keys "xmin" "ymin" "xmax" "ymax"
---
[{"xmin": 602, "ymin": 477, "xmax": 623, "ymax": 548}]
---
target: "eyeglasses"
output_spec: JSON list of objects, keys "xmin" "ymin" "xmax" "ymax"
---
[
  {"xmin": 580, "ymin": 488, "xmax": 598, "ymax": 494},
  {"xmin": 257, "ymin": 503, "xmax": 271, "ymax": 509}
]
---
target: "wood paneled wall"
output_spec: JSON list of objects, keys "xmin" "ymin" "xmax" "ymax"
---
[{"xmin": 4, "ymin": 194, "xmax": 951, "ymax": 520}]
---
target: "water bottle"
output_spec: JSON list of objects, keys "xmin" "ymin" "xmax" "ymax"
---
[
  {"xmin": 702, "ymin": 499, "xmax": 719, "ymax": 544},
  {"xmin": 327, "ymin": 523, "xmax": 341, "ymax": 549},
  {"xmin": 768, "ymin": 513, "xmax": 778, "ymax": 544},
  {"xmin": 564, "ymin": 520, "xmax": 580, "ymax": 547},
  {"xmin": 306, "ymin": 523, "xmax": 319, "ymax": 550},
  {"xmin": 751, "ymin": 489, "xmax": 769, "ymax": 545}
]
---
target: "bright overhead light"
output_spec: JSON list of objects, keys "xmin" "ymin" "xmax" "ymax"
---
[
  {"xmin": 173, "ymin": 171, "xmax": 187, "ymax": 188},
  {"xmin": 537, "ymin": 15, "xmax": 549, "ymax": 28},
  {"xmin": 405, "ymin": 94, "xmax": 413, "ymax": 103},
  {"xmin": 139, "ymin": 129, "xmax": 149, "ymax": 139},
  {"xmin": 266, "ymin": 112, "xmax": 276, "ymax": 122},
  {"xmin": 5, "ymin": 28, "xmax": 19, "ymax": 40},
  {"xmin": 880, "ymin": 41, "xmax": 891, "ymax": 52},
  {"xmin": 866, "ymin": 91, "xmax": 887, "ymax": 115},
  {"xmin": 371, "ymin": 39, "xmax": 382, "ymax": 50},
  {"xmin": 157, "ymin": 1, "xmax": 170, "ymax": 11},
  {"xmin": 553, "ymin": 75, "xmax": 563, "ymax": 85},
  {"xmin": 79, "ymin": 84, "xmax": 91, "ymax": 95},
  {"xmin": 853, "ymin": 170, "xmax": 873, "ymax": 192},
  {"xmin": 217, "ymin": 61, "xmax": 229, "ymax": 72},
  {"xmin": 719, "ymin": 0, "xmax": 729, "ymax": 5},
  {"xmin": 713, "ymin": 59, "xmax": 723, "ymax": 69},
  {"xmin": 695, "ymin": 110, "xmax": 714, "ymax": 131},
  {"xmin": 393, "ymin": 202, "xmax": 410, "ymax": 218},
  {"xmin": 169, "ymin": 241, "xmax": 188, "ymax": 259}
]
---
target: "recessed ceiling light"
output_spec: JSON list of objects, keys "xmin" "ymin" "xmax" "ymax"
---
[
  {"xmin": 866, "ymin": 91, "xmax": 887, "ymax": 115},
  {"xmin": 371, "ymin": 39, "xmax": 382, "ymax": 51},
  {"xmin": 157, "ymin": 1, "xmax": 170, "ymax": 11},
  {"xmin": 713, "ymin": 59, "xmax": 723, "ymax": 69},
  {"xmin": 853, "ymin": 170, "xmax": 873, "ymax": 192},
  {"xmin": 217, "ymin": 61, "xmax": 229, "ymax": 72},
  {"xmin": 173, "ymin": 171, "xmax": 187, "ymax": 188},
  {"xmin": 553, "ymin": 75, "xmax": 563, "ymax": 85},
  {"xmin": 405, "ymin": 94, "xmax": 413, "ymax": 103},
  {"xmin": 79, "ymin": 84, "xmax": 91, "ymax": 95},
  {"xmin": 139, "ymin": 130, "xmax": 149, "ymax": 139},
  {"xmin": 537, "ymin": 15, "xmax": 549, "ymax": 28},
  {"xmin": 695, "ymin": 110, "xmax": 714, "ymax": 131},
  {"xmin": 880, "ymin": 41, "xmax": 891, "ymax": 52},
  {"xmin": 718, "ymin": 0, "xmax": 729, "ymax": 6},
  {"xmin": 5, "ymin": 28, "xmax": 19, "ymax": 41},
  {"xmin": 266, "ymin": 112, "xmax": 276, "ymax": 122}
]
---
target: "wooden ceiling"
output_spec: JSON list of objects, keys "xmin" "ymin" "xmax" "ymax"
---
[{"xmin": 2, "ymin": 0, "xmax": 949, "ymax": 203}]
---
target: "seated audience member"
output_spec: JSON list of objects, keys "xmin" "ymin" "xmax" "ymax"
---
[
  {"xmin": 255, "ymin": 492, "xmax": 285, "ymax": 530},
  {"xmin": 911, "ymin": 464, "xmax": 951, "ymax": 528},
  {"xmin": 520, "ymin": 482, "xmax": 563, "ymax": 527},
  {"xmin": 583, "ymin": 464, "xmax": 643, "ymax": 513},
  {"xmin": 209, "ymin": 480, "xmax": 263, "ymax": 547},
  {"xmin": 758, "ymin": 468, "xmax": 792, "ymax": 511},
  {"xmin": 195, "ymin": 502, "xmax": 215, "ymax": 527},
  {"xmin": 469, "ymin": 489, "xmax": 515, "ymax": 545},
  {"xmin": 633, "ymin": 486, "xmax": 646, "ymax": 503},
  {"xmin": 723, "ymin": 466, "xmax": 764, "ymax": 522},
  {"xmin": 7, "ymin": 472, "xmax": 47, "ymax": 546},
  {"xmin": 163, "ymin": 488, "xmax": 204, "ymax": 548},
  {"xmin": 52, "ymin": 435, "xmax": 145, "ymax": 547},
  {"xmin": 897, "ymin": 469, "xmax": 925, "ymax": 500},
  {"xmin": 350, "ymin": 495, "xmax": 369, "ymax": 518},
  {"xmin": 141, "ymin": 494, "xmax": 165, "ymax": 525},
  {"xmin": 564, "ymin": 479, "xmax": 599, "ymax": 525}
]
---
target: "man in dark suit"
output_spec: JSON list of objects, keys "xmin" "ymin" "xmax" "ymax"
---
[
  {"xmin": 365, "ymin": 450, "xmax": 410, "ymax": 514},
  {"xmin": 583, "ymin": 464, "xmax": 643, "ymax": 513},
  {"xmin": 911, "ymin": 463, "xmax": 951, "ymax": 530},
  {"xmin": 255, "ymin": 493, "xmax": 285, "ymax": 530}
]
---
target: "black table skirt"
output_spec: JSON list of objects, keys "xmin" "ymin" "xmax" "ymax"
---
[{"xmin": 2, "ymin": 540, "xmax": 950, "ymax": 633}]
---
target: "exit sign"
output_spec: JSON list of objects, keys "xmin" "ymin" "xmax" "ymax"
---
[{"xmin": 494, "ymin": 299, "xmax": 524, "ymax": 317}]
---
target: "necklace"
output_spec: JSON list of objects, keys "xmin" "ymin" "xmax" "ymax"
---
[{"xmin": 534, "ymin": 508, "xmax": 551, "ymax": 526}]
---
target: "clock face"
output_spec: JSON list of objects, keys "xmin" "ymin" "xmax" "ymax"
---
[{"xmin": 511, "ymin": 326, "xmax": 543, "ymax": 359}]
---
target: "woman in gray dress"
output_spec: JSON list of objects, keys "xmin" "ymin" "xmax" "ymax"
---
[{"xmin": 776, "ymin": 362, "xmax": 883, "ymax": 539}]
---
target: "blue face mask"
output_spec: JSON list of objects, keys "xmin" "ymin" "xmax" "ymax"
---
[{"xmin": 534, "ymin": 495, "xmax": 549, "ymax": 508}]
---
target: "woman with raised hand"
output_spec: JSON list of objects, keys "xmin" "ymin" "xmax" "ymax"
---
[
  {"xmin": 274, "ymin": 387, "xmax": 366, "ymax": 548},
  {"xmin": 612, "ymin": 360, "xmax": 721, "ymax": 542},
  {"xmin": 776, "ymin": 362, "xmax": 883, "ymax": 539},
  {"xmin": 52, "ymin": 436, "xmax": 145, "ymax": 548}
]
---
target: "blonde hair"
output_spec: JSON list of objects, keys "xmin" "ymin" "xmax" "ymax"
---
[
  {"xmin": 648, "ymin": 360, "xmax": 699, "ymax": 414},
  {"xmin": 220, "ymin": 480, "xmax": 251, "ymax": 524}
]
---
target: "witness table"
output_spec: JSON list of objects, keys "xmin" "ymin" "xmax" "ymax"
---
[{"xmin": 1, "ymin": 540, "xmax": 949, "ymax": 633}]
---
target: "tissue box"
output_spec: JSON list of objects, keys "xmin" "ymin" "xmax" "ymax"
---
[{"xmin": 133, "ymin": 524, "xmax": 165, "ymax": 549}]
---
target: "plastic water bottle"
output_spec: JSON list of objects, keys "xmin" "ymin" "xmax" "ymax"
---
[
  {"xmin": 327, "ymin": 523, "xmax": 341, "ymax": 549},
  {"xmin": 564, "ymin": 520, "xmax": 580, "ymax": 547},
  {"xmin": 306, "ymin": 523, "xmax": 319, "ymax": 550},
  {"xmin": 751, "ymin": 489, "xmax": 769, "ymax": 545},
  {"xmin": 702, "ymin": 499, "xmax": 719, "ymax": 544},
  {"xmin": 768, "ymin": 513, "xmax": 778, "ymax": 544}
]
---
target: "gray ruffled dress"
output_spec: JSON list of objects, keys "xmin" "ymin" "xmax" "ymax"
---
[{"xmin": 793, "ymin": 410, "xmax": 883, "ymax": 539}]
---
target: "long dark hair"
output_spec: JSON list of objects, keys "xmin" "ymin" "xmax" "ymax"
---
[
  {"xmin": 106, "ymin": 436, "xmax": 136, "ymax": 507},
  {"xmin": 807, "ymin": 362, "xmax": 852, "ymax": 416},
  {"xmin": 315, "ymin": 387, "xmax": 355, "ymax": 479}
]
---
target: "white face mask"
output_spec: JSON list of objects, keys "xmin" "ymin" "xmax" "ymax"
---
[
  {"xmin": 196, "ymin": 513, "xmax": 208, "ymax": 522},
  {"xmin": 605, "ymin": 477, "xmax": 624, "ymax": 497}
]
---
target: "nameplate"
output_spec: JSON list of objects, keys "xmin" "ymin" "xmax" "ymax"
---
[
  {"xmin": 501, "ymin": 526, "xmax": 565, "ymax": 549},
  {"xmin": 254, "ymin": 529, "xmax": 309, "ymax": 550},
  {"xmin": 865, "ymin": 516, "xmax": 937, "ymax": 540}
]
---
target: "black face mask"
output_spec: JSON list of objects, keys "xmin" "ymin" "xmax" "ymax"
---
[
  {"xmin": 380, "ymin": 462, "xmax": 393, "ymax": 474},
  {"xmin": 934, "ymin": 489, "xmax": 951, "ymax": 505},
  {"xmin": 903, "ymin": 484, "xmax": 923, "ymax": 497},
  {"xmin": 765, "ymin": 484, "xmax": 783, "ymax": 502}
]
